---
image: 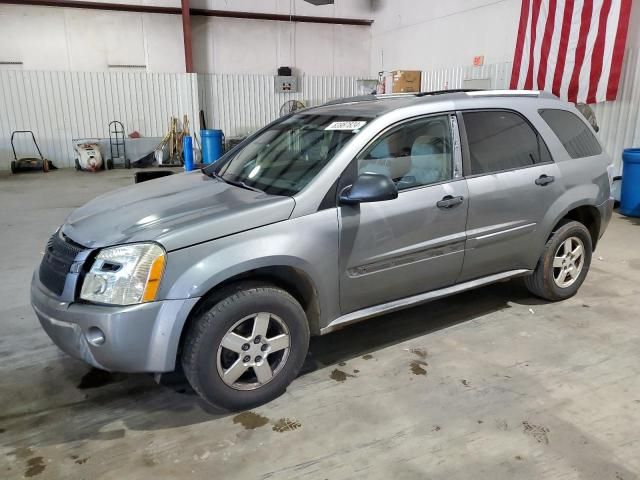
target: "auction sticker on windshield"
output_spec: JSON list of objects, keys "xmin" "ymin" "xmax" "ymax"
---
[{"xmin": 325, "ymin": 121, "xmax": 367, "ymax": 131}]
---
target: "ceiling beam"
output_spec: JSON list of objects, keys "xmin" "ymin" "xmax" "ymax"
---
[{"xmin": 0, "ymin": 0, "xmax": 374, "ymax": 26}]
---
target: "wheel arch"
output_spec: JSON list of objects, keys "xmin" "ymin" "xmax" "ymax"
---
[
  {"xmin": 175, "ymin": 264, "xmax": 322, "ymax": 366},
  {"xmin": 547, "ymin": 203, "xmax": 601, "ymax": 250}
]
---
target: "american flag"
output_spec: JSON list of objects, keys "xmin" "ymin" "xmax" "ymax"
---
[{"xmin": 510, "ymin": 0, "xmax": 632, "ymax": 103}]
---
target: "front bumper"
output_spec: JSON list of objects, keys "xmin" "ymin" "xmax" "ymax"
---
[{"xmin": 31, "ymin": 270, "xmax": 199, "ymax": 373}]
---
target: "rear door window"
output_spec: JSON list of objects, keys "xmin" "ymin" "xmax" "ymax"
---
[
  {"xmin": 462, "ymin": 110, "xmax": 552, "ymax": 175},
  {"xmin": 539, "ymin": 109, "xmax": 602, "ymax": 158}
]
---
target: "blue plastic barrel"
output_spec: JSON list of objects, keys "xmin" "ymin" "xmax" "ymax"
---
[
  {"xmin": 620, "ymin": 148, "xmax": 640, "ymax": 217},
  {"xmin": 183, "ymin": 135, "xmax": 194, "ymax": 172},
  {"xmin": 201, "ymin": 129, "xmax": 224, "ymax": 164}
]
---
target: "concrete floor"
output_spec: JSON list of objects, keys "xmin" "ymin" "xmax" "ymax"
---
[{"xmin": 1, "ymin": 169, "xmax": 639, "ymax": 480}]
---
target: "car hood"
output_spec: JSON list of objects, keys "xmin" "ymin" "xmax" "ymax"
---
[{"xmin": 61, "ymin": 171, "xmax": 295, "ymax": 251}]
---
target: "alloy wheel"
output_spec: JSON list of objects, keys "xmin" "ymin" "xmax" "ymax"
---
[
  {"xmin": 552, "ymin": 236, "xmax": 585, "ymax": 288},
  {"xmin": 216, "ymin": 312, "xmax": 291, "ymax": 391}
]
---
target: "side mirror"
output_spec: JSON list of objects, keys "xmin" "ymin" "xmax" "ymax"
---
[{"xmin": 339, "ymin": 173, "xmax": 398, "ymax": 205}]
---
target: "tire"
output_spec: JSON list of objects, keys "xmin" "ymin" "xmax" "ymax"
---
[
  {"xmin": 75, "ymin": 159, "xmax": 81, "ymax": 171},
  {"xmin": 182, "ymin": 283, "xmax": 310, "ymax": 411},
  {"xmin": 106, "ymin": 159, "xmax": 113, "ymax": 170},
  {"xmin": 524, "ymin": 220, "xmax": 592, "ymax": 301},
  {"xmin": 10, "ymin": 161, "xmax": 17, "ymax": 174},
  {"xmin": 125, "ymin": 158, "xmax": 131, "ymax": 169}
]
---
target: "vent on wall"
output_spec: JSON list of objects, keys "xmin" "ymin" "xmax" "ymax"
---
[{"xmin": 107, "ymin": 64, "xmax": 147, "ymax": 70}]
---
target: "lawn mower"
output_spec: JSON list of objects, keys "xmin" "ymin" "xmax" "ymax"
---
[{"xmin": 10, "ymin": 130, "xmax": 48, "ymax": 173}]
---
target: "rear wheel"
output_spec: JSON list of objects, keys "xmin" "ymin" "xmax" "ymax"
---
[
  {"xmin": 106, "ymin": 159, "xmax": 113, "ymax": 170},
  {"xmin": 75, "ymin": 159, "xmax": 81, "ymax": 171},
  {"xmin": 10, "ymin": 161, "xmax": 17, "ymax": 174},
  {"xmin": 182, "ymin": 284, "xmax": 310, "ymax": 411},
  {"xmin": 524, "ymin": 220, "xmax": 592, "ymax": 301},
  {"xmin": 125, "ymin": 158, "xmax": 131, "ymax": 169}
]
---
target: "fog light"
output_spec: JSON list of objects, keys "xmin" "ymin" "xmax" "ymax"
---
[{"xmin": 86, "ymin": 327, "xmax": 106, "ymax": 346}]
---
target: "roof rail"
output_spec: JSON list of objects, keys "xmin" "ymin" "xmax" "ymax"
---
[
  {"xmin": 465, "ymin": 89, "xmax": 538, "ymax": 97},
  {"xmin": 321, "ymin": 95, "xmax": 378, "ymax": 106},
  {"xmin": 415, "ymin": 89, "xmax": 480, "ymax": 97},
  {"xmin": 466, "ymin": 90, "xmax": 558, "ymax": 99}
]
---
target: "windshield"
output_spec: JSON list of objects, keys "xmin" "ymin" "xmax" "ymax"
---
[{"xmin": 210, "ymin": 114, "xmax": 370, "ymax": 196}]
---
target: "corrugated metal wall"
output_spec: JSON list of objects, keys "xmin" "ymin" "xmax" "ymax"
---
[
  {"xmin": 0, "ymin": 71, "xmax": 363, "ymax": 169},
  {"xmin": 2, "ymin": 53, "xmax": 639, "ymax": 170},
  {"xmin": 0, "ymin": 70, "xmax": 199, "ymax": 169},
  {"xmin": 592, "ymin": 48, "xmax": 640, "ymax": 174},
  {"xmin": 421, "ymin": 62, "xmax": 513, "ymax": 92},
  {"xmin": 196, "ymin": 74, "xmax": 363, "ymax": 138}
]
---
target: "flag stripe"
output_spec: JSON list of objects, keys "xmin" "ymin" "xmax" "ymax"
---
[
  {"xmin": 518, "ymin": 5, "xmax": 535, "ymax": 88},
  {"xmin": 577, "ymin": 0, "xmax": 604, "ymax": 102},
  {"xmin": 552, "ymin": 0, "xmax": 575, "ymax": 97},
  {"xmin": 595, "ymin": 0, "xmax": 621, "ymax": 101},
  {"xmin": 544, "ymin": 0, "xmax": 566, "ymax": 90},
  {"xmin": 560, "ymin": 0, "xmax": 583, "ymax": 99},
  {"xmin": 587, "ymin": 0, "xmax": 613, "ymax": 103},
  {"xmin": 606, "ymin": 0, "xmax": 632, "ymax": 100},
  {"xmin": 524, "ymin": 0, "xmax": 543, "ymax": 89},
  {"xmin": 510, "ymin": 0, "xmax": 531, "ymax": 89},
  {"xmin": 567, "ymin": 0, "xmax": 593, "ymax": 101},
  {"xmin": 537, "ymin": 0, "xmax": 558, "ymax": 88}
]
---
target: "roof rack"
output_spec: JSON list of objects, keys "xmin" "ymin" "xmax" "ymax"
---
[
  {"xmin": 415, "ymin": 89, "xmax": 480, "ymax": 97},
  {"xmin": 321, "ymin": 95, "xmax": 379, "ymax": 106},
  {"xmin": 466, "ymin": 89, "xmax": 540, "ymax": 97}
]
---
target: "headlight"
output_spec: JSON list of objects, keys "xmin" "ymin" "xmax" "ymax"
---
[{"xmin": 80, "ymin": 243, "xmax": 166, "ymax": 305}]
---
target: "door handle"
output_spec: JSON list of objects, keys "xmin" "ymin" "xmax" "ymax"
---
[
  {"xmin": 437, "ymin": 195, "xmax": 464, "ymax": 209},
  {"xmin": 535, "ymin": 174, "xmax": 555, "ymax": 186}
]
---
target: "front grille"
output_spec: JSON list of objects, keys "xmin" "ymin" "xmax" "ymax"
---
[{"xmin": 39, "ymin": 232, "xmax": 85, "ymax": 296}]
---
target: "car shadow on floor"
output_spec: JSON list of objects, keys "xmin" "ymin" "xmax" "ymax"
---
[{"xmin": 3, "ymin": 280, "xmax": 541, "ymax": 448}]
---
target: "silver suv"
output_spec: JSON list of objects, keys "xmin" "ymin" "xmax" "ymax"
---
[{"xmin": 31, "ymin": 90, "xmax": 614, "ymax": 410}]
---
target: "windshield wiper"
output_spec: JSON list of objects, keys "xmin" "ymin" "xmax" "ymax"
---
[
  {"xmin": 201, "ymin": 168, "xmax": 263, "ymax": 193},
  {"xmin": 223, "ymin": 178, "xmax": 263, "ymax": 193}
]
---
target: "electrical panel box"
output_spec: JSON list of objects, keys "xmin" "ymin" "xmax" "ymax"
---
[{"xmin": 275, "ymin": 76, "xmax": 298, "ymax": 93}]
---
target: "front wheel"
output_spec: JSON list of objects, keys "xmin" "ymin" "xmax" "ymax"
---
[
  {"xmin": 524, "ymin": 220, "xmax": 592, "ymax": 301},
  {"xmin": 182, "ymin": 284, "xmax": 310, "ymax": 411}
]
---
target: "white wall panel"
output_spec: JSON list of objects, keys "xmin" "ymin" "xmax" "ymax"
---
[
  {"xmin": 421, "ymin": 62, "xmax": 512, "ymax": 92},
  {"xmin": 2, "ymin": 54, "xmax": 637, "ymax": 171},
  {"xmin": 0, "ymin": 71, "xmax": 361, "ymax": 169},
  {"xmin": 0, "ymin": 71, "xmax": 198, "ymax": 169},
  {"xmin": 197, "ymin": 73, "xmax": 364, "ymax": 137},
  {"xmin": 592, "ymin": 49, "xmax": 640, "ymax": 174}
]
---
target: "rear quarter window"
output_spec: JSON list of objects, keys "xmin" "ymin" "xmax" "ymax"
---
[{"xmin": 538, "ymin": 109, "xmax": 602, "ymax": 159}]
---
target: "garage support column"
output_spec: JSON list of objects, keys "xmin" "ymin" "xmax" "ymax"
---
[{"xmin": 181, "ymin": 0, "xmax": 194, "ymax": 73}]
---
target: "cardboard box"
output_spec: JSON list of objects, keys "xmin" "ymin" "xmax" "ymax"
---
[{"xmin": 391, "ymin": 70, "xmax": 422, "ymax": 93}]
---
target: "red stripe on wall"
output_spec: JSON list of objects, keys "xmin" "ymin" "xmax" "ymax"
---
[
  {"xmin": 606, "ymin": 0, "xmax": 632, "ymax": 100},
  {"xmin": 586, "ymin": 0, "xmax": 613, "ymax": 103},
  {"xmin": 567, "ymin": 0, "xmax": 593, "ymax": 102},
  {"xmin": 552, "ymin": 0, "xmax": 575, "ymax": 96},
  {"xmin": 537, "ymin": 0, "xmax": 558, "ymax": 89},
  {"xmin": 524, "ymin": 0, "xmax": 542, "ymax": 89},
  {"xmin": 511, "ymin": 0, "xmax": 532, "ymax": 89}
]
